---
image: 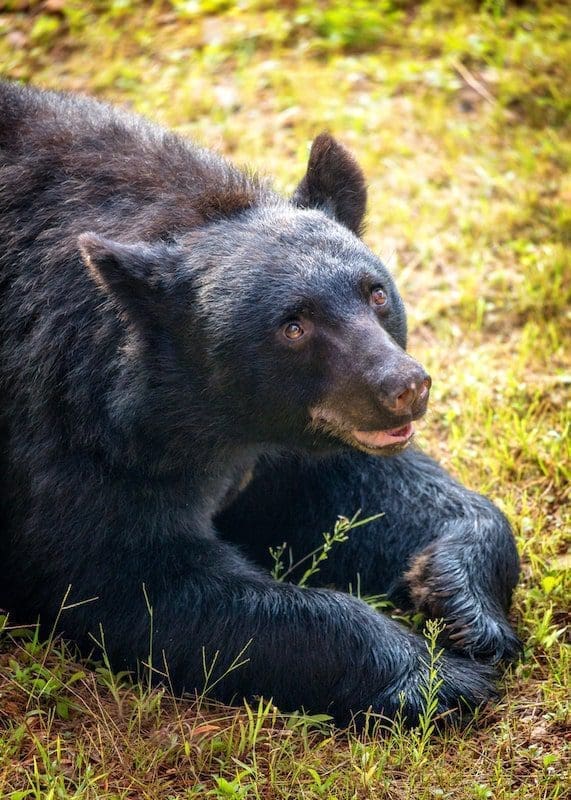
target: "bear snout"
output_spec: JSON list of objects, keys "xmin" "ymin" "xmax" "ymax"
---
[{"xmin": 381, "ymin": 373, "xmax": 432, "ymax": 415}]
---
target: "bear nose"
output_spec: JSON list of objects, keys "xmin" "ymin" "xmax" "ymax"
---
[{"xmin": 384, "ymin": 375, "xmax": 431, "ymax": 414}]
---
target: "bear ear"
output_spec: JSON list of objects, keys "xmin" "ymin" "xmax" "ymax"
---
[
  {"xmin": 292, "ymin": 133, "xmax": 367, "ymax": 236},
  {"xmin": 79, "ymin": 232, "xmax": 184, "ymax": 327}
]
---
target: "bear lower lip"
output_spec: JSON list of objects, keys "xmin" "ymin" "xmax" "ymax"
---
[{"xmin": 351, "ymin": 423, "xmax": 414, "ymax": 449}]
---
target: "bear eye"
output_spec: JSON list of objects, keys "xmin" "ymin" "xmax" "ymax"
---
[
  {"xmin": 283, "ymin": 321, "xmax": 305, "ymax": 341},
  {"xmin": 371, "ymin": 286, "xmax": 388, "ymax": 307}
]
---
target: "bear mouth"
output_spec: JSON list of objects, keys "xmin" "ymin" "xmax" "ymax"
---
[
  {"xmin": 309, "ymin": 412, "xmax": 416, "ymax": 456},
  {"xmin": 350, "ymin": 422, "xmax": 415, "ymax": 452}
]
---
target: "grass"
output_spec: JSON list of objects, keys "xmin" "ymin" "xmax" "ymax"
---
[{"xmin": 0, "ymin": 1, "xmax": 569, "ymax": 797}]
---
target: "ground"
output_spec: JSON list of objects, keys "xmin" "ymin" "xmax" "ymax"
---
[{"xmin": 0, "ymin": 1, "xmax": 569, "ymax": 798}]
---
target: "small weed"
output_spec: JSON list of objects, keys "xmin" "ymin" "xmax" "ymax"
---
[
  {"xmin": 410, "ymin": 619, "xmax": 446, "ymax": 765},
  {"xmin": 270, "ymin": 510, "xmax": 383, "ymax": 585}
]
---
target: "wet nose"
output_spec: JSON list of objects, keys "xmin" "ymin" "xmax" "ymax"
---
[{"xmin": 384, "ymin": 374, "xmax": 431, "ymax": 413}]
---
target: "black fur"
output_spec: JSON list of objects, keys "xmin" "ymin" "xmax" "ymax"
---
[{"xmin": 0, "ymin": 82, "xmax": 520, "ymax": 727}]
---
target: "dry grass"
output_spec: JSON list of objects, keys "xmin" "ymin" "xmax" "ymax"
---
[{"xmin": 1, "ymin": 1, "xmax": 569, "ymax": 797}]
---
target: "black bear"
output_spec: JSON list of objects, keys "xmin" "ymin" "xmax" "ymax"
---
[{"xmin": 0, "ymin": 81, "xmax": 520, "ymax": 727}]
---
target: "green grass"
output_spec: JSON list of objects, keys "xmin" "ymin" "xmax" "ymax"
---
[{"xmin": 1, "ymin": 1, "xmax": 569, "ymax": 797}]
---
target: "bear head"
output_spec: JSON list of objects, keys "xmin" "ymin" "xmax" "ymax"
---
[{"xmin": 79, "ymin": 134, "xmax": 430, "ymax": 458}]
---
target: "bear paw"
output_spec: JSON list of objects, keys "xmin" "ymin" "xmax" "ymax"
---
[
  {"xmin": 372, "ymin": 646, "xmax": 498, "ymax": 728},
  {"xmin": 405, "ymin": 547, "xmax": 522, "ymax": 665}
]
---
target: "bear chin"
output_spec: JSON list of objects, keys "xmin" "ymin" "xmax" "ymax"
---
[{"xmin": 348, "ymin": 435, "xmax": 415, "ymax": 457}]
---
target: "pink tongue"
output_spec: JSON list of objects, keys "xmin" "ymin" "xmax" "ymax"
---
[{"xmin": 353, "ymin": 423, "xmax": 413, "ymax": 448}]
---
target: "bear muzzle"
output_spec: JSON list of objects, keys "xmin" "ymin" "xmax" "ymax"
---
[{"xmin": 308, "ymin": 369, "xmax": 431, "ymax": 455}]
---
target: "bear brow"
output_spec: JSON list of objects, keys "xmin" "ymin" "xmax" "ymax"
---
[{"xmin": 279, "ymin": 300, "xmax": 317, "ymax": 320}]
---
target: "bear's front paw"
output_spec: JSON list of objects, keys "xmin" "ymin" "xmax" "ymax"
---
[
  {"xmin": 439, "ymin": 609, "xmax": 522, "ymax": 664},
  {"xmin": 372, "ymin": 646, "xmax": 498, "ymax": 727},
  {"xmin": 404, "ymin": 547, "xmax": 522, "ymax": 664}
]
